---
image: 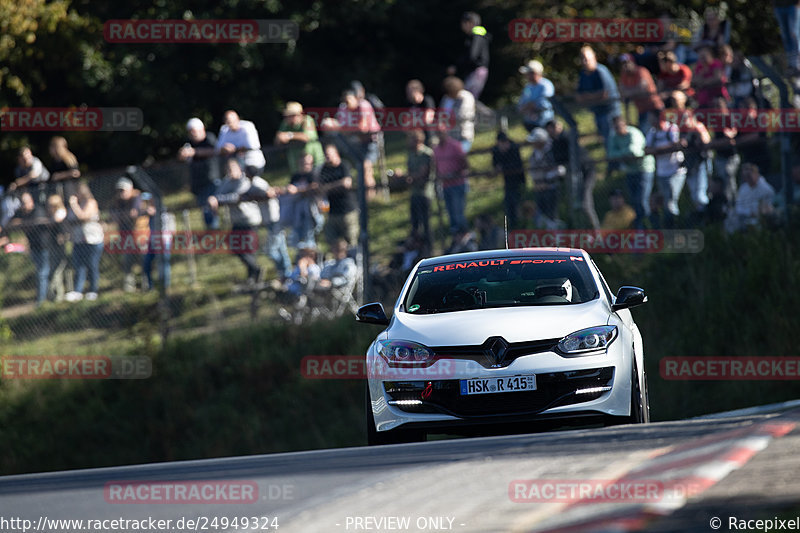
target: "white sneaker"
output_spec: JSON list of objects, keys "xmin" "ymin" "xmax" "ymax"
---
[
  {"xmin": 65, "ymin": 291, "xmax": 83, "ymax": 302},
  {"xmin": 85, "ymin": 292, "xmax": 98, "ymax": 301}
]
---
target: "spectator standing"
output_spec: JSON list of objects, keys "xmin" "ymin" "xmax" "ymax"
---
[
  {"xmin": 693, "ymin": 46, "xmax": 730, "ymax": 108},
  {"xmin": 45, "ymin": 194, "xmax": 68, "ymax": 301},
  {"xmin": 607, "ymin": 116, "xmax": 655, "ymax": 227},
  {"xmin": 602, "ymin": 189, "xmax": 637, "ymax": 230},
  {"xmin": 65, "ymin": 183, "xmax": 104, "ymax": 302},
  {"xmin": 657, "ymin": 51, "xmax": 694, "ymax": 101},
  {"xmin": 319, "ymin": 144, "xmax": 359, "ymax": 248},
  {"xmin": 528, "ymin": 128, "xmax": 564, "ymax": 222},
  {"xmin": 11, "ymin": 146, "xmax": 50, "ymax": 204},
  {"xmin": 216, "ymin": 110, "xmax": 266, "ymax": 177},
  {"xmin": 517, "ymin": 59, "xmax": 555, "ymax": 132},
  {"xmin": 11, "ymin": 192, "xmax": 51, "ymax": 305},
  {"xmin": 440, "ymin": 76, "xmax": 476, "ymax": 154},
  {"xmin": 708, "ymin": 97, "xmax": 740, "ymax": 202},
  {"xmin": 207, "ymin": 158, "xmax": 267, "ymax": 284},
  {"xmin": 285, "ymin": 153, "xmax": 323, "ymax": 249},
  {"xmin": 646, "ymin": 117, "xmax": 686, "ymax": 228},
  {"xmin": 492, "ymin": 131, "xmax": 525, "ymax": 229},
  {"xmin": 110, "ymin": 177, "xmax": 144, "ymax": 292},
  {"xmin": 450, "ymin": 11, "xmax": 490, "ymax": 99},
  {"xmin": 403, "ymin": 130, "xmax": 434, "ymax": 249},
  {"xmin": 178, "ymin": 117, "xmax": 219, "ymax": 229},
  {"xmin": 773, "ymin": 0, "xmax": 800, "ymax": 80},
  {"xmin": 726, "ymin": 162, "xmax": 776, "ymax": 232},
  {"xmin": 618, "ymin": 53, "xmax": 663, "ymax": 134},
  {"xmin": 275, "ymin": 101, "xmax": 325, "ymax": 175},
  {"xmin": 693, "ymin": 7, "xmax": 731, "ymax": 56},
  {"xmin": 433, "ymin": 128, "xmax": 470, "ymax": 235},
  {"xmin": 139, "ymin": 192, "xmax": 173, "ymax": 291},
  {"xmin": 674, "ymin": 100, "xmax": 712, "ymax": 217},
  {"xmin": 48, "ymin": 136, "xmax": 81, "ymax": 198},
  {"xmin": 406, "ymin": 79, "xmax": 437, "ymax": 146},
  {"xmin": 576, "ymin": 45, "xmax": 622, "ymax": 145},
  {"xmin": 722, "ymin": 47, "xmax": 758, "ymax": 107},
  {"xmin": 736, "ymin": 97, "xmax": 772, "ymax": 178},
  {"xmin": 335, "ymin": 90, "xmax": 380, "ymax": 200}
]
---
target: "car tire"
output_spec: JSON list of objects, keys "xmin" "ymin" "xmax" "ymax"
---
[
  {"xmin": 365, "ymin": 385, "xmax": 426, "ymax": 445},
  {"xmin": 604, "ymin": 360, "xmax": 650, "ymax": 426}
]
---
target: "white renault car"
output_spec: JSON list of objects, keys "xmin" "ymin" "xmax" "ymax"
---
[{"xmin": 357, "ymin": 248, "xmax": 649, "ymax": 444}]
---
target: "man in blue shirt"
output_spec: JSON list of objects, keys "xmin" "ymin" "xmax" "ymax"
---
[
  {"xmin": 576, "ymin": 45, "xmax": 622, "ymax": 147},
  {"xmin": 517, "ymin": 60, "xmax": 555, "ymax": 132}
]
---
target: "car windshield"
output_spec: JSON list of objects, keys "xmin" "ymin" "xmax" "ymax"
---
[{"xmin": 403, "ymin": 256, "xmax": 599, "ymax": 314}]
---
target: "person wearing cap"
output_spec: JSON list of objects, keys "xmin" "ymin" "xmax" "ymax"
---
[
  {"xmin": 448, "ymin": 11, "xmax": 491, "ymax": 99},
  {"xmin": 618, "ymin": 54, "xmax": 663, "ymax": 135},
  {"xmin": 602, "ymin": 189, "xmax": 637, "ymax": 230},
  {"xmin": 178, "ymin": 117, "xmax": 219, "ymax": 229},
  {"xmin": 492, "ymin": 131, "xmax": 525, "ymax": 229},
  {"xmin": 576, "ymin": 45, "xmax": 622, "ymax": 146},
  {"xmin": 215, "ymin": 110, "xmax": 266, "ymax": 178},
  {"xmin": 110, "ymin": 177, "xmax": 144, "ymax": 292},
  {"xmin": 517, "ymin": 59, "xmax": 554, "ymax": 132},
  {"xmin": 275, "ymin": 101, "xmax": 324, "ymax": 175}
]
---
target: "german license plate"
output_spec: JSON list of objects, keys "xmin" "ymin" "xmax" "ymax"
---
[{"xmin": 460, "ymin": 375, "xmax": 536, "ymax": 395}]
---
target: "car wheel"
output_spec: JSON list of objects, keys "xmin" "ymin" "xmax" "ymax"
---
[
  {"xmin": 365, "ymin": 385, "xmax": 426, "ymax": 445},
  {"xmin": 604, "ymin": 360, "xmax": 650, "ymax": 426}
]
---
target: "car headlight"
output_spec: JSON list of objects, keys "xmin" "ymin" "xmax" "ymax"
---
[
  {"xmin": 557, "ymin": 326, "xmax": 618, "ymax": 355},
  {"xmin": 377, "ymin": 340, "xmax": 434, "ymax": 365}
]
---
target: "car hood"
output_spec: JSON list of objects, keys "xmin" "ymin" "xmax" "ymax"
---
[{"xmin": 388, "ymin": 300, "xmax": 611, "ymax": 346}]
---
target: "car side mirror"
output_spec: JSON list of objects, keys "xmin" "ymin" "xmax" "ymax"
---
[
  {"xmin": 356, "ymin": 302, "xmax": 390, "ymax": 325},
  {"xmin": 612, "ymin": 286, "xmax": 647, "ymax": 311}
]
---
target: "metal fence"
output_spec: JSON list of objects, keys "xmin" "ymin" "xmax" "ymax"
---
[{"xmin": 1, "ymin": 67, "xmax": 797, "ymax": 355}]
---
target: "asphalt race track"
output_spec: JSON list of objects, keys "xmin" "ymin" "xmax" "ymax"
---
[{"xmin": 2, "ymin": 405, "xmax": 800, "ymax": 533}]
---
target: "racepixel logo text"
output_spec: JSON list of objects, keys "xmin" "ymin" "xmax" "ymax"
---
[
  {"xmin": 103, "ymin": 19, "xmax": 299, "ymax": 43},
  {"xmin": 0, "ymin": 107, "xmax": 143, "ymax": 132},
  {"xmin": 104, "ymin": 480, "xmax": 262, "ymax": 504},
  {"xmin": 660, "ymin": 357, "xmax": 800, "ymax": 380},
  {"xmin": 301, "ymin": 355, "xmax": 457, "ymax": 380}
]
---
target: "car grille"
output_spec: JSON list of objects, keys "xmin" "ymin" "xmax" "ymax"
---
[
  {"xmin": 383, "ymin": 367, "xmax": 614, "ymax": 417},
  {"xmin": 429, "ymin": 338, "xmax": 560, "ymax": 369}
]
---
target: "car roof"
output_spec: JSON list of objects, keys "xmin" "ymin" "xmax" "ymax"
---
[{"xmin": 417, "ymin": 248, "xmax": 586, "ymax": 267}]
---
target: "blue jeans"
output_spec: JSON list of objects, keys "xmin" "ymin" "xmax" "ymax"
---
[
  {"xmin": 686, "ymin": 158, "xmax": 710, "ymax": 210},
  {"xmin": 30, "ymin": 247, "xmax": 50, "ymax": 304},
  {"xmin": 776, "ymin": 6, "xmax": 800, "ymax": 71},
  {"xmin": 143, "ymin": 239, "xmax": 171, "ymax": 290},
  {"xmin": 626, "ymin": 170, "xmax": 654, "ymax": 228},
  {"xmin": 73, "ymin": 242, "xmax": 103, "ymax": 294},
  {"xmin": 265, "ymin": 222, "xmax": 291, "ymax": 278},
  {"xmin": 443, "ymin": 182, "xmax": 469, "ymax": 234},
  {"xmin": 195, "ymin": 182, "xmax": 220, "ymax": 229}
]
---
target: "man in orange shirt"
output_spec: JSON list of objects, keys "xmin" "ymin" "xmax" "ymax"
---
[{"xmin": 618, "ymin": 54, "xmax": 664, "ymax": 135}]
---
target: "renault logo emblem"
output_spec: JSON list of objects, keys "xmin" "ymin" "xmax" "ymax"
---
[{"xmin": 483, "ymin": 337, "xmax": 509, "ymax": 367}]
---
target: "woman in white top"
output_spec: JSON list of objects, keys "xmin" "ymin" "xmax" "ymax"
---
[{"xmin": 66, "ymin": 182, "xmax": 104, "ymax": 301}]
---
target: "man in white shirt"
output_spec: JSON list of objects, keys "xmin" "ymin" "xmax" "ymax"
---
[
  {"xmin": 646, "ymin": 117, "xmax": 686, "ymax": 228},
  {"xmin": 216, "ymin": 110, "xmax": 266, "ymax": 177},
  {"xmin": 726, "ymin": 162, "xmax": 776, "ymax": 233}
]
